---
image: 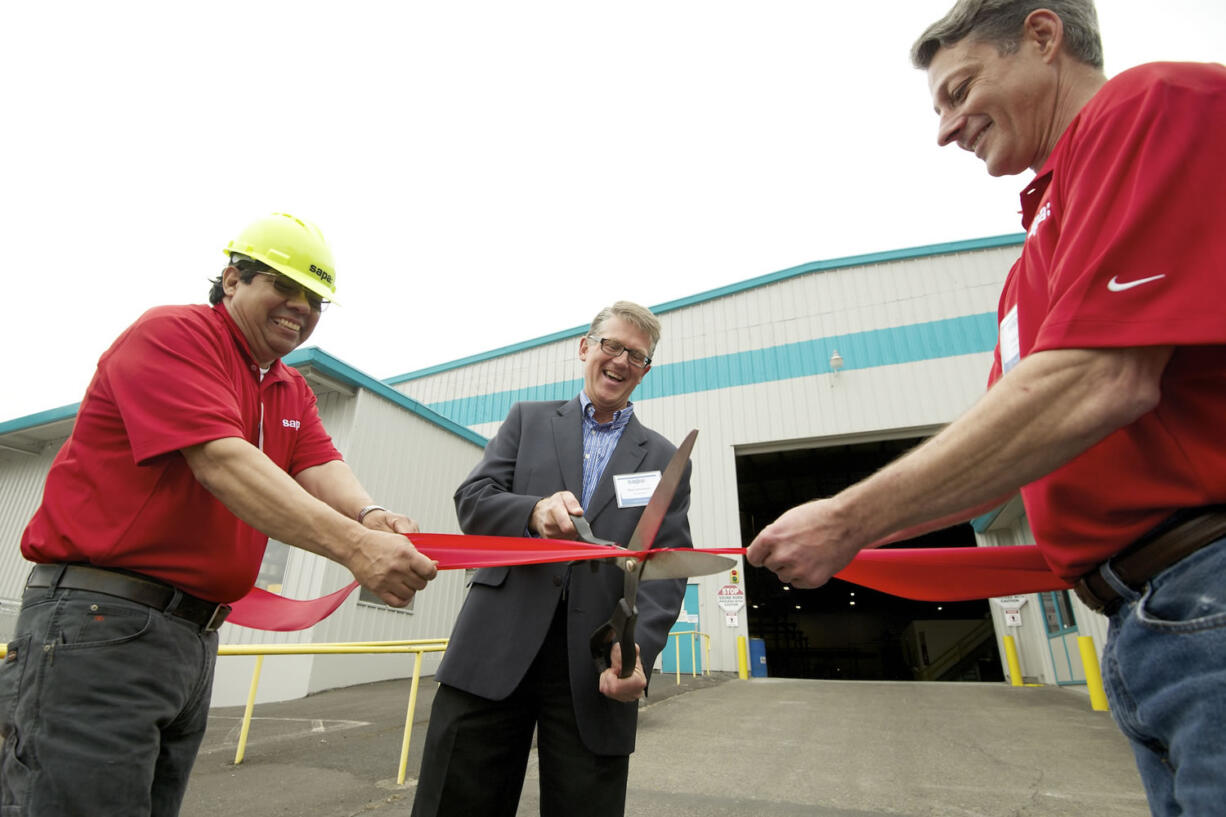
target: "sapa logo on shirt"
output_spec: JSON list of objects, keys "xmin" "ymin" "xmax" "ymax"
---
[
  {"xmin": 282, "ymin": 418, "xmax": 301, "ymax": 430},
  {"xmin": 1028, "ymin": 201, "xmax": 1052, "ymax": 238}
]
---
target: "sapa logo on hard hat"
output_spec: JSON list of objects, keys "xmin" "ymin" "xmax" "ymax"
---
[
  {"xmin": 226, "ymin": 213, "xmax": 339, "ymax": 305},
  {"xmin": 309, "ymin": 263, "xmax": 335, "ymax": 286}
]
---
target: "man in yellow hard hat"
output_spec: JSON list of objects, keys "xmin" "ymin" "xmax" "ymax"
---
[{"xmin": 1, "ymin": 213, "xmax": 438, "ymax": 817}]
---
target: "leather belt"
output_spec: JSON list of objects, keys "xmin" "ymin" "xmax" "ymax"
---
[
  {"xmin": 1074, "ymin": 508, "xmax": 1226, "ymax": 614},
  {"xmin": 27, "ymin": 564, "xmax": 231, "ymax": 632}
]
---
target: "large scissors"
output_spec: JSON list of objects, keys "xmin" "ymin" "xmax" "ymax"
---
[{"xmin": 575, "ymin": 429, "xmax": 735, "ymax": 678}]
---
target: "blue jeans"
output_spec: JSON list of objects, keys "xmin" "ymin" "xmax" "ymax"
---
[
  {"xmin": 0, "ymin": 586, "xmax": 218, "ymax": 817},
  {"xmin": 1099, "ymin": 535, "xmax": 1226, "ymax": 817}
]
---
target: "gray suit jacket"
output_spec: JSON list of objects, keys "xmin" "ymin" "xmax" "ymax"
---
[{"xmin": 438, "ymin": 398, "xmax": 692, "ymax": 755}]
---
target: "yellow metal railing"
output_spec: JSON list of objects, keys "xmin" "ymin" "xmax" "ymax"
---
[
  {"xmin": 665, "ymin": 630, "xmax": 710, "ymax": 684},
  {"xmin": 217, "ymin": 639, "xmax": 448, "ymax": 784}
]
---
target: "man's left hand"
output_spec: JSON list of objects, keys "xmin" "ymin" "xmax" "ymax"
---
[{"xmin": 599, "ymin": 642, "xmax": 647, "ymax": 702}]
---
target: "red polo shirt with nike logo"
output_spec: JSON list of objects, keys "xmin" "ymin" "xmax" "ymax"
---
[{"xmin": 987, "ymin": 62, "xmax": 1226, "ymax": 581}]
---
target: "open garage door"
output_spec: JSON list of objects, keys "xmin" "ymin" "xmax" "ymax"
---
[{"xmin": 736, "ymin": 434, "xmax": 1002, "ymax": 682}]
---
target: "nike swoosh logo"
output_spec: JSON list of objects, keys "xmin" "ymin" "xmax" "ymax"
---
[{"xmin": 1107, "ymin": 274, "xmax": 1166, "ymax": 292}]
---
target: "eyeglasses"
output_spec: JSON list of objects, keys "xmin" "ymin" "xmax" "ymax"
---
[
  {"xmin": 588, "ymin": 336, "xmax": 651, "ymax": 368},
  {"xmin": 252, "ymin": 270, "xmax": 330, "ymax": 312}
]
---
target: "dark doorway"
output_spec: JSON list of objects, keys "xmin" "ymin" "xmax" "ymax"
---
[{"xmin": 736, "ymin": 436, "xmax": 1002, "ymax": 682}]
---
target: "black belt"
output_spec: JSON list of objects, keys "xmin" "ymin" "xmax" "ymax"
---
[
  {"xmin": 1074, "ymin": 507, "xmax": 1226, "ymax": 614},
  {"xmin": 27, "ymin": 564, "xmax": 231, "ymax": 633}
]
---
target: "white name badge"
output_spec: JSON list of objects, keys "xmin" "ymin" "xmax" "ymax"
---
[
  {"xmin": 999, "ymin": 305, "xmax": 1021, "ymax": 374},
  {"xmin": 614, "ymin": 470, "xmax": 662, "ymax": 508}
]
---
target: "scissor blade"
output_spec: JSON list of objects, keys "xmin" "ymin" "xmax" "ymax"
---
[
  {"xmin": 636, "ymin": 550, "xmax": 736, "ymax": 581},
  {"xmin": 625, "ymin": 429, "xmax": 697, "ymax": 553}
]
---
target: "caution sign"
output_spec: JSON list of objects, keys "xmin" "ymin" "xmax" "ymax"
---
[
  {"xmin": 716, "ymin": 584, "xmax": 745, "ymax": 614},
  {"xmin": 993, "ymin": 595, "xmax": 1027, "ymax": 628}
]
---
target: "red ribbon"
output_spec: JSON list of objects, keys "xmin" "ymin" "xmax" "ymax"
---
[
  {"xmin": 227, "ymin": 534, "xmax": 1071, "ymax": 631},
  {"xmin": 833, "ymin": 545, "xmax": 1072, "ymax": 601},
  {"xmin": 227, "ymin": 582, "xmax": 359, "ymax": 631}
]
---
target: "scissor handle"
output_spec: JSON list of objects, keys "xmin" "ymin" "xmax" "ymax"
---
[
  {"xmin": 569, "ymin": 514, "xmax": 617, "ymax": 547},
  {"xmin": 589, "ymin": 598, "xmax": 638, "ymax": 679}
]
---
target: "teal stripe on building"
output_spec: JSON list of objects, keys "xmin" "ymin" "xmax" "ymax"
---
[
  {"xmin": 387, "ymin": 233, "xmax": 1024, "ymax": 386},
  {"xmin": 427, "ymin": 312, "xmax": 999, "ymax": 427}
]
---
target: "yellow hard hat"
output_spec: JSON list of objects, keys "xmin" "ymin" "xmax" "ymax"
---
[{"xmin": 225, "ymin": 213, "xmax": 338, "ymax": 304}]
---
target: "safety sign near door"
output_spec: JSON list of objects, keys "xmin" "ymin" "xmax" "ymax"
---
[
  {"xmin": 716, "ymin": 584, "xmax": 745, "ymax": 627},
  {"xmin": 992, "ymin": 595, "xmax": 1028, "ymax": 628}
]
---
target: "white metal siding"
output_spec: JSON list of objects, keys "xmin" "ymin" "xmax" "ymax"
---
[{"xmin": 0, "ymin": 442, "xmax": 66, "ymax": 638}]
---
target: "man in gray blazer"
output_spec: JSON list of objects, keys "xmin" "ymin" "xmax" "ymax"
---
[{"xmin": 411, "ymin": 301, "xmax": 692, "ymax": 817}]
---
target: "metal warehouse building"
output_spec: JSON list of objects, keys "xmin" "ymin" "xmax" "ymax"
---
[{"xmin": 0, "ymin": 234, "xmax": 1108, "ymax": 706}]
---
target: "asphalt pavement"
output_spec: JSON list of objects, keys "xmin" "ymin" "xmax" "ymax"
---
[{"xmin": 183, "ymin": 672, "xmax": 1149, "ymax": 817}]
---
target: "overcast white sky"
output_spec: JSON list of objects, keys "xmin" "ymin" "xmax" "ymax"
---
[{"xmin": 2, "ymin": 1, "xmax": 1222, "ymax": 423}]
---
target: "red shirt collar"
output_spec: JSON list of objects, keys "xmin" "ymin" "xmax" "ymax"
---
[{"xmin": 1018, "ymin": 171, "xmax": 1054, "ymax": 231}]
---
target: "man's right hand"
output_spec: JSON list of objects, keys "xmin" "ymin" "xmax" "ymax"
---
[
  {"xmin": 349, "ymin": 530, "xmax": 438, "ymax": 607},
  {"xmin": 530, "ymin": 491, "xmax": 584, "ymax": 539},
  {"xmin": 746, "ymin": 498, "xmax": 865, "ymax": 590}
]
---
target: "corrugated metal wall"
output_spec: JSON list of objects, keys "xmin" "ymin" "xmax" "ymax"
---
[
  {"xmin": 0, "ymin": 440, "xmax": 67, "ymax": 640},
  {"xmin": 389, "ymin": 245, "xmax": 1020, "ymax": 673}
]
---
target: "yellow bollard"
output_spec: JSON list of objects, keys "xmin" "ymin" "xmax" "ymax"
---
[
  {"xmin": 234, "ymin": 654, "xmax": 265, "ymax": 765},
  {"xmin": 1077, "ymin": 636, "xmax": 1110, "ymax": 711},
  {"xmin": 1003, "ymin": 635, "xmax": 1023, "ymax": 687},
  {"xmin": 690, "ymin": 633, "xmax": 698, "ymax": 678},
  {"xmin": 736, "ymin": 635, "xmax": 749, "ymax": 680},
  {"xmin": 674, "ymin": 635, "xmax": 681, "ymax": 685}
]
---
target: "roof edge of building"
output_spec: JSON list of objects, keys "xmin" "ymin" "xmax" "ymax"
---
[
  {"xmin": 0, "ymin": 348, "xmax": 488, "ymax": 448},
  {"xmin": 385, "ymin": 232, "xmax": 1025, "ymax": 384}
]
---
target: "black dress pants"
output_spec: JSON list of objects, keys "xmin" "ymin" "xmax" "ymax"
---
[{"xmin": 411, "ymin": 602, "xmax": 630, "ymax": 817}]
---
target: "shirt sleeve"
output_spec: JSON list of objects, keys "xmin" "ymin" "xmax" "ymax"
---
[
  {"xmin": 1034, "ymin": 66, "xmax": 1226, "ymax": 352},
  {"xmin": 103, "ymin": 308, "xmax": 249, "ymax": 465}
]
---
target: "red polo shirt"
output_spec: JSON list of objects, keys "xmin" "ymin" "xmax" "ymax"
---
[
  {"xmin": 21, "ymin": 303, "xmax": 341, "ymax": 602},
  {"xmin": 988, "ymin": 63, "xmax": 1226, "ymax": 580}
]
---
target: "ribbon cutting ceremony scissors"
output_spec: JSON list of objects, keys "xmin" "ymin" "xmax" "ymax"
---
[{"xmin": 574, "ymin": 429, "xmax": 736, "ymax": 678}]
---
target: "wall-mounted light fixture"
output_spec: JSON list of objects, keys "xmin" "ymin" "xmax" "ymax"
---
[{"xmin": 829, "ymin": 349, "xmax": 844, "ymax": 387}]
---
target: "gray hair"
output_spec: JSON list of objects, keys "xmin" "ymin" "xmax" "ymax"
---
[
  {"xmin": 911, "ymin": 0, "xmax": 1103, "ymax": 70},
  {"xmin": 588, "ymin": 301, "xmax": 661, "ymax": 357}
]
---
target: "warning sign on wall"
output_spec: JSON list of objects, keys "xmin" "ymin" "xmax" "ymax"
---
[{"xmin": 716, "ymin": 584, "xmax": 745, "ymax": 614}]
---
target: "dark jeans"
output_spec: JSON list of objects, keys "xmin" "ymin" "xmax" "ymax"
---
[
  {"xmin": 1100, "ymin": 536, "xmax": 1226, "ymax": 816},
  {"xmin": 0, "ymin": 586, "xmax": 217, "ymax": 817},
  {"xmin": 411, "ymin": 604, "xmax": 629, "ymax": 817}
]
